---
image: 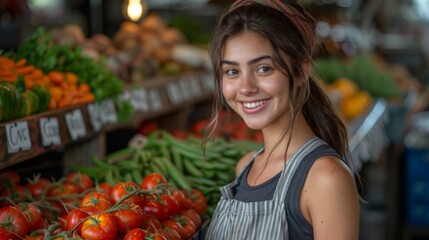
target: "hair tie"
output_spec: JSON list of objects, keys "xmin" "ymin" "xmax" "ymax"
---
[{"xmin": 231, "ymin": 0, "xmax": 314, "ymax": 55}]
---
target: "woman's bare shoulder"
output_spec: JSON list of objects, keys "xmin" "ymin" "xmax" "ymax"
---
[{"xmin": 304, "ymin": 155, "xmax": 360, "ymax": 239}]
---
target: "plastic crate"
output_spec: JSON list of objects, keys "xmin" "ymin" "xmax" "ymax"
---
[
  {"xmin": 405, "ymin": 177, "xmax": 429, "ymax": 203},
  {"xmin": 405, "ymin": 202, "xmax": 429, "ymax": 226},
  {"xmin": 405, "ymin": 148, "xmax": 429, "ymax": 180}
]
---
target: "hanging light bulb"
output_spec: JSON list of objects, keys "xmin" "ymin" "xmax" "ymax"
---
[{"xmin": 122, "ymin": 0, "xmax": 148, "ymax": 22}]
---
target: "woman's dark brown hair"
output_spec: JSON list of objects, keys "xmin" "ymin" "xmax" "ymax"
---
[{"xmin": 204, "ymin": 0, "xmax": 355, "ymax": 172}]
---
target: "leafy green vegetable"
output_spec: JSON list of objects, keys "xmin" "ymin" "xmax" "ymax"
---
[
  {"xmin": 6, "ymin": 27, "xmax": 133, "ymax": 121},
  {"xmin": 314, "ymin": 54, "xmax": 401, "ymax": 98}
]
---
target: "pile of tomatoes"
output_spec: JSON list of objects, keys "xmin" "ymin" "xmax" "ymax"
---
[{"xmin": 0, "ymin": 170, "xmax": 208, "ymax": 240}]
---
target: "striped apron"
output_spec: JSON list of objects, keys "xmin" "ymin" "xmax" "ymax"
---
[{"xmin": 205, "ymin": 137, "xmax": 324, "ymax": 240}]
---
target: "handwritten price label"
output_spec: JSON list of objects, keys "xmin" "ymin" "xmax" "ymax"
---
[
  {"xmin": 65, "ymin": 109, "xmax": 87, "ymax": 141},
  {"xmin": 202, "ymin": 73, "xmax": 215, "ymax": 92},
  {"xmin": 189, "ymin": 75, "xmax": 202, "ymax": 97},
  {"xmin": 131, "ymin": 88, "xmax": 149, "ymax": 112},
  {"xmin": 101, "ymin": 99, "xmax": 118, "ymax": 124},
  {"xmin": 6, "ymin": 121, "xmax": 32, "ymax": 153},
  {"xmin": 149, "ymin": 88, "xmax": 163, "ymax": 111},
  {"xmin": 179, "ymin": 77, "xmax": 192, "ymax": 101},
  {"xmin": 39, "ymin": 117, "xmax": 61, "ymax": 147},
  {"xmin": 88, "ymin": 102, "xmax": 103, "ymax": 131},
  {"xmin": 166, "ymin": 82, "xmax": 183, "ymax": 104}
]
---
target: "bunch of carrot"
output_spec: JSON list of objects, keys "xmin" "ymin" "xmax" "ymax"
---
[{"xmin": 0, "ymin": 56, "xmax": 95, "ymax": 110}]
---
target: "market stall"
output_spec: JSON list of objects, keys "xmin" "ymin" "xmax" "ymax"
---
[{"xmin": 1, "ymin": 0, "xmax": 428, "ymax": 239}]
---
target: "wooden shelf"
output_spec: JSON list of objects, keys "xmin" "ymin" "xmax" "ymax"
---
[{"xmin": 0, "ymin": 71, "xmax": 214, "ymax": 169}]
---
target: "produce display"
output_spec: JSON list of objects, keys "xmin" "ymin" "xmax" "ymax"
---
[
  {"xmin": 0, "ymin": 28, "xmax": 131, "ymax": 123},
  {"xmin": 71, "ymin": 130, "xmax": 262, "ymax": 217},
  {"xmin": 0, "ymin": 169, "xmax": 207, "ymax": 240},
  {"xmin": 314, "ymin": 54, "xmax": 401, "ymax": 121}
]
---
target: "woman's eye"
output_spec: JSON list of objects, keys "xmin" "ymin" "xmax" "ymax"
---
[
  {"xmin": 257, "ymin": 66, "xmax": 273, "ymax": 73},
  {"xmin": 224, "ymin": 69, "xmax": 238, "ymax": 76}
]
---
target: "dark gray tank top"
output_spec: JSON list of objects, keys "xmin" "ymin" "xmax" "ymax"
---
[{"xmin": 234, "ymin": 144, "xmax": 340, "ymax": 240}]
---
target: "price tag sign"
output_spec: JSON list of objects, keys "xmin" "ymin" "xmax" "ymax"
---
[
  {"xmin": 202, "ymin": 73, "xmax": 215, "ymax": 92},
  {"xmin": 101, "ymin": 99, "xmax": 118, "ymax": 124},
  {"xmin": 65, "ymin": 109, "xmax": 87, "ymax": 141},
  {"xmin": 179, "ymin": 77, "xmax": 193, "ymax": 101},
  {"xmin": 6, "ymin": 121, "xmax": 32, "ymax": 153},
  {"xmin": 149, "ymin": 88, "xmax": 163, "ymax": 111},
  {"xmin": 189, "ymin": 75, "xmax": 202, "ymax": 97},
  {"xmin": 88, "ymin": 102, "xmax": 103, "ymax": 131},
  {"xmin": 39, "ymin": 117, "xmax": 61, "ymax": 147},
  {"xmin": 166, "ymin": 82, "xmax": 183, "ymax": 104},
  {"xmin": 131, "ymin": 88, "xmax": 149, "ymax": 112}
]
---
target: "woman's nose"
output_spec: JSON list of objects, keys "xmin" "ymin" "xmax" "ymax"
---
[{"xmin": 238, "ymin": 73, "xmax": 258, "ymax": 95}]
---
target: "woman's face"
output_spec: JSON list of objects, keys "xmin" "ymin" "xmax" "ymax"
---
[{"xmin": 221, "ymin": 30, "xmax": 292, "ymax": 131}]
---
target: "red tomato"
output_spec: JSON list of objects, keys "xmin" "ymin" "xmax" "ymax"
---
[
  {"xmin": 0, "ymin": 185, "xmax": 30, "ymax": 207},
  {"xmin": 161, "ymin": 194, "xmax": 180, "ymax": 217},
  {"xmin": 159, "ymin": 227, "xmax": 182, "ymax": 240},
  {"xmin": 170, "ymin": 130, "xmax": 188, "ymax": 139},
  {"xmin": 0, "ymin": 206, "xmax": 30, "ymax": 238},
  {"xmin": 81, "ymin": 191, "xmax": 112, "ymax": 212},
  {"xmin": 16, "ymin": 203, "xmax": 43, "ymax": 231},
  {"xmin": 47, "ymin": 181, "xmax": 82, "ymax": 213},
  {"xmin": 141, "ymin": 214, "xmax": 162, "ymax": 231},
  {"xmin": 98, "ymin": 182, "xmax": 113, "ymax": 196},
  {"xmin": 171, "ymin": 189, "xmax": 185, "ymax": 211},
  {"xmin": 180, "ymin": 208, "xmax": 202, "ymax": 228},
  {"xmin": 47, "ymin": 181, "xmax": 82, "ymax": 196},
  {"xmin": 25, "ymin": 177, "xmax": 51, "ymax": 199},
  {"xmin": 138, "ymin": 120, "xmax": 158, "ymax": 135},
  {"xmin": 174, "ymin": 215, "xmax": 197, "ymax": 239},
  {"xmin": 24, "ymin": 233, "xmax": 44, "ymax": 240},
  {"xmin": 142, "ymin": 195, "xmax": 169, "ymax": 221},
  {"xmin": 140, "ymin": 173, "xmax": 167, "ymax": 190},
  {"xmin": 57, "ymin": 214, "xmax": 68, "ymax": 230},
  {"xmin": 124, "ymin": 228, "xmax": 148, "ymax": 240},
  {"xmin": 81, "ymin": 212, "xmax": 117, "ymax": 240},
  {"xmin": 0, "ymin": 227, "xmax": 19, "ymax": 240},
  {"xmin": 182, "ymin": 189, "xmax": 208, "ymax": 216},
  {"xmin": 112, "ymin": 203, "xmax": 146, "ymax": 233},
  {"xmin": 150, "ymin": 232, "xmax": 167, "ymax": 240},
  {"xmin": 66, "ymin": 172, "xmax": 94, "ymax": 192},
  {"xmin": 0, "ymin": 170, "xmax": 20, "ymax": 188},
  {"xmin": 66, "ymin": 208, "xmax": 89, "ymax": 235},
  {"xmin": 162, "ymin": 219, "xmax": 186, "ymax": 240},
  {"xmin": 110, "ymin": 181, "xmax": 143, "ymax": 207}
]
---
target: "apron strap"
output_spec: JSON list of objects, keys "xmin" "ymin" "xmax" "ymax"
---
[{"xmin": 274, "ymin": 137, "xmax": 325, "ymax": 201}]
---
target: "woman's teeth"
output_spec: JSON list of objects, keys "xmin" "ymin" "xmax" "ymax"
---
[{"xmin": 243, "ymin": 100, "xmax": 267, "ymax": 109}]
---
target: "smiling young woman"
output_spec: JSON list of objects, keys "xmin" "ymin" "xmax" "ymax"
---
[{"xmin": 204, "ymin": 1, "xmax": 360, "ymax": 240}]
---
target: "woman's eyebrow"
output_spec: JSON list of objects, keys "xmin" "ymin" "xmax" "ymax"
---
[{"xmin": 221, "ymin": 55, "xmax": 272, "ymax": 66}]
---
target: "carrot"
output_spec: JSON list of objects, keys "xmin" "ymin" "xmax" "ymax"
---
[
  {"xmin": 15, "ymin": 65, "xmax": 35, "ymax": 75},
  {"xmin": 78, "ymin": 83, "xmax": 91, "ymax": 93},
  {"xmin": 81, "ymin": 94, "xmax": 96, "ymax": 103},
  {"xmin": 14, "ymin": 59, "xmax": 27, "ymax": 68},
  {"xmin": 0, "ymin": 57, "xmax": 14, "ymax": 66},
  {"xmin": 48, "ymin": 98, "xmax": 58, "ymax": 110},
  {"xmin": 30, "ymin": 68, "xmax": 44, "ymax": 79},
  {"xmin": 48, "ymin": 71, "xmax": 64, "ymax": 85},
  {"xmin": 58, "ymin": 96, "xmax": 72, "ymax": 108},
  {"xmin": 24, "ymin": 76, "xmax": 35, "ymax": 89},
  {"xmin": 64, "ymin": 72, "xmax": 78, "ymax": 85},
  {"xmin": 49, "ymin": 86, "xmax": 63, "ymax": 101}
]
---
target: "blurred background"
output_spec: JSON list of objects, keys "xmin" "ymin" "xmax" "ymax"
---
[{"xmin": 1, "ymin": 0, "xmax": 429, "ymax": 239}]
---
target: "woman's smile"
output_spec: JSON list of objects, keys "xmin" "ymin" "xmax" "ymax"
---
[{"xmin": 221, "ymin": 30, "xmax": 291, "ymax": 130}]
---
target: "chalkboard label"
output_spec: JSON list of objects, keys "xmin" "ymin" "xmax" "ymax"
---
[
  {"xmin": 65, "ymin": 109, "xmax": 87, "ymax": 141},
  {"xmin": 39, "ymin": 117, "xmax": 61, "ymax": 147},
  {"xmin": 6, "ymin": 121, "xmax": 32, "ymax": 153}
]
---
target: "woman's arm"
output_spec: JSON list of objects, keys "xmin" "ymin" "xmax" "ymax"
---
[{"xmin": 303, "ymin": 156, "xmax": 360, "ymax": 240}]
